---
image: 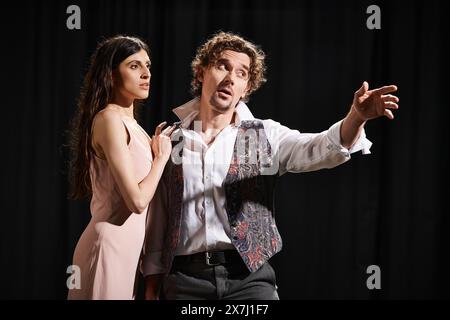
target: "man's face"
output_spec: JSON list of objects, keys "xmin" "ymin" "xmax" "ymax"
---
[{"xmin": 199, "ymin": 50, "xmax": 251, "ymax": 113}]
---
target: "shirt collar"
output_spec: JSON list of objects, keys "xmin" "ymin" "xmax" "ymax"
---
[{"xmin": 172, "ymin": 97, "xmax": 255, "ymax": 129}]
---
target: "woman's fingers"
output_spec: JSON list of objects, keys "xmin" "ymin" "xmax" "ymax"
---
[
  {"xmin": 161, "ymin": 125, "xmax": 173, "ymax": 135},
  {"xmin": 154, "ymin": 121, "xmax": 167, "ymax": 136},
  {"xmin": 161, "ymin": 125, "xmax": 177, "ymax": 137}
]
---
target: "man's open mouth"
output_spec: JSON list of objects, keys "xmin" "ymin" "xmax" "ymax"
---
[{"xmin": 217, "ymin": 87, "xmax": 232, "ymax": 97}]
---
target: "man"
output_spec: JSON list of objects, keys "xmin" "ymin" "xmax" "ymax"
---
[{"xmin": 140, "ymin": 31, "xmax": 399, "ymax": 299}]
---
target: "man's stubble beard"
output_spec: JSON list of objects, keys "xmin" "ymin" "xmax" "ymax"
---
[{"xmin": 209, "ymin": 95, "xmax": 236, "ymax": 114}]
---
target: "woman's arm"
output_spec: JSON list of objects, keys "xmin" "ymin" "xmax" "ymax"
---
[{"xmin": 92, "ymin": 108, "xmax": 172, "ymax": 213}]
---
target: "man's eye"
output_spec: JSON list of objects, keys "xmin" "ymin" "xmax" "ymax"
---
[
  {"xmin": 217, "ymin": 63, "xmax": 226, "ymax": 70},
  {"xmin": 238, "ymin": 71, "xmax": 248, "ymax": 79},
  {"xmin": 131, "ymin": 65, "xmax": 138, "ymax": 69}
]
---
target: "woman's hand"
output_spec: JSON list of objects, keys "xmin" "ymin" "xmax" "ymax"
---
[{"xmin": 150, "ymin": 122, "xmax": 175, "ymax": 162}]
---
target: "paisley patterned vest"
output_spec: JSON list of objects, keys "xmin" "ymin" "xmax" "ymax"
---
[{"xmin": 161, "ymin": 120, "xmax": 282, "ymax": 272}]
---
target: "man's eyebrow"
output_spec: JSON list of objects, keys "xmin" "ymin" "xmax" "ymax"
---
[{"xmin": 216, "ymin": 58, "xmax": 249, "ymax": 71}]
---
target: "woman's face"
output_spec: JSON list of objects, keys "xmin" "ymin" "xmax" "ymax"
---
[{"xmin": 113, "ymin": 49, "xmax": 151, "ymax": 100}]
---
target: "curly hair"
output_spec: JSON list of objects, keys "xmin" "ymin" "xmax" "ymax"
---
[{"xmin": 191, "ymin": 31, "xmax": 267, "ymax": 101}]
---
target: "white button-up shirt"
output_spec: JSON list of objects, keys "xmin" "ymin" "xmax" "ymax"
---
[{"xmin": 141, "ymin": 98, "xmax": 372, "ymax": 275}]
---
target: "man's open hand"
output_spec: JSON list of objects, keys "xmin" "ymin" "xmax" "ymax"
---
[{"xmin": 352, "ymin": 81, "xmax": 399, "ymax": 121}]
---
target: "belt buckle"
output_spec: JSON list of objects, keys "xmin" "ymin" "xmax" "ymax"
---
[{"xmin": 205, "ymin": 252, "xmax": 220, "ymax": 266}]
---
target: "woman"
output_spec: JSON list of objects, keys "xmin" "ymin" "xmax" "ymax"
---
[{"xmin": 67, "ymin": 36, "xmax": 173, "ymax": 299}]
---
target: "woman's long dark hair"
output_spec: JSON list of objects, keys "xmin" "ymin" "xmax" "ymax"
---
[{"xmin": 68, "ymin": 35, "xmax": 150, "ymax": 199}]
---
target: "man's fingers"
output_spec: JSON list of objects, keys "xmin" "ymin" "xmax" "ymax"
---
[
  {"xmin": 384, "ymin": 109, "xmax": 394, "ymax": 120},
  {"xmin": 383, "ymin": 101, "xmax": 398, "ymax": 120},
  {"xmin": 154, "ymin": 121, "xmax": 167, "ymax": 135},
  {"xmin": 384, "ymin": 101, "xmax": 399, "ymax": 109},
  {"xmin": 382, "ymin": 94, "xmax": 399, "ymax": 103},
  {"xmin": 374, "ymin": 85, "xmax": 398, "ymax": 95},
  {"xmin": 355, "ymin": 81, "xmax": 369, "ymax": 97}
]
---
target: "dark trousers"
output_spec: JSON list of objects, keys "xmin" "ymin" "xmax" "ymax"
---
[{"xmin": 161, "ymin": 250, "xmax": 279, "ymax": 300}]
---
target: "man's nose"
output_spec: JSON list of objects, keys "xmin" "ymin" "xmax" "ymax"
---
[{"xmin": 223, "ymin": 72, "xmax": 234, "ymax": 86}]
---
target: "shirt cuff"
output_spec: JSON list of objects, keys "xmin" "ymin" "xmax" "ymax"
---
[
  {"xmin": 140, "ymin": 251, "xmax": 166, "ymax": 276},
  {"xmin": 327, "ymin": 120, "xmax": 372, "ymax": 155}
]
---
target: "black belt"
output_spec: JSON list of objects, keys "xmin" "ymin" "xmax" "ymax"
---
[{"xmin": 173, "ymin": 250, "xmax": 242, "ymax": 266}]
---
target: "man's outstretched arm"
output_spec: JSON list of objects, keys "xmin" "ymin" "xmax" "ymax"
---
[{"xmin": 341, "ymin": 81, "xmax": 399, "ymax": 149}]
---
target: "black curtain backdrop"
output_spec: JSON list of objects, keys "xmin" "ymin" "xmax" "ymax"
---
[{"xmin": 1, "ymin": 0, "xmax": 448, "ymax": 299}]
